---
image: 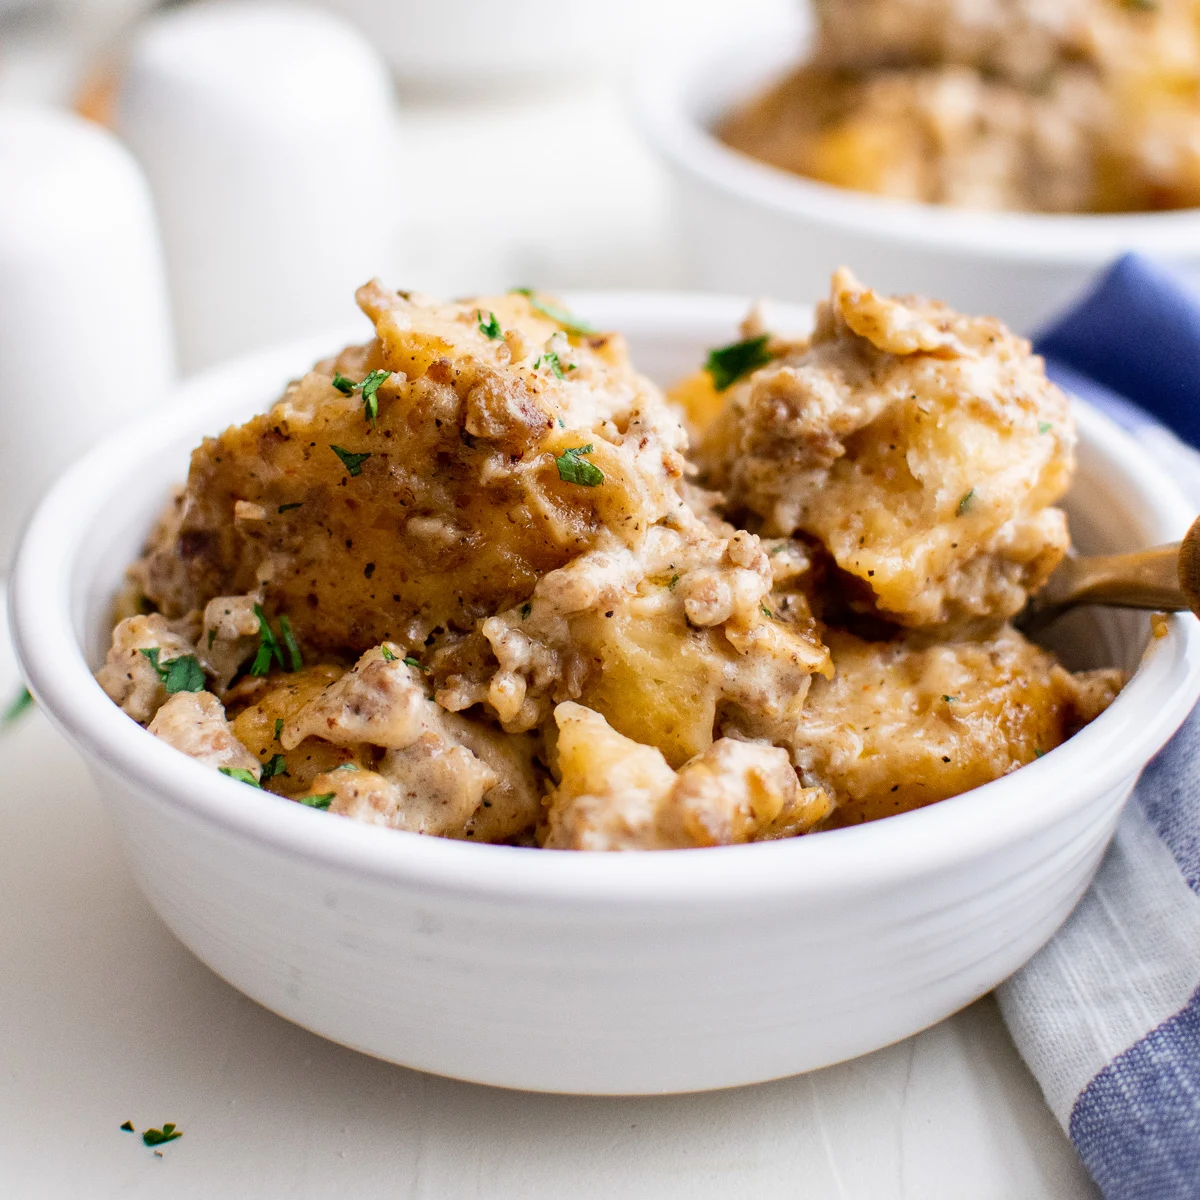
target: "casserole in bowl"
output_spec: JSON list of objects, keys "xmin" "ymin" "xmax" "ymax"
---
[{"xmin": 10, "ymin": 292, "xmax": 1200, "ymax": 1093}]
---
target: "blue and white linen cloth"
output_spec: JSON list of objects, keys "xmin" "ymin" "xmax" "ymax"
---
[{"xmin": 996, "ymin": 255, "xmax": 1200, "ymax": 1199}]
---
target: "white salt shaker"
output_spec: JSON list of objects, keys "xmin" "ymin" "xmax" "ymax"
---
[
  {"xmin": 115, "ymin": 0, "xmax": 400, "ymax": 373},
  {"xmin": 0, "ymin": 105, "xmax": 175, "ymax": 572}
]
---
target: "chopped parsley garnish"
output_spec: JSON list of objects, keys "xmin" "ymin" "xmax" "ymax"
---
[
  {"xmin": 1034, "ymin": 748, "xmax": 1046, "ymax": 758},
  {"xmin": 477, "ymin": 310, "xmax": 503, "ymax": 340},
  {"xmin": 139, "ymin": 648, "xmax": 206, "ymax": 694},
  {"xmin": 402, "ymin": 656, "xmax": 429, "ymax": 672},
  {"xmin": 207, "ymin": 629, "xmax": 217, "ymax": 649},
  {"xmin": 555, "ymin": 444, "xmax": 604, "ymax": 487},
  {"xmin": 519, "ymin": 603, "xmax": 532, "ymax": 619},
  {"xmin": 1038, "ymin": 421, "xmax": 1053, "ymax": 434},
  {"xmin": 541, "ymin": 351, "xmax": 567, "ymax": 379},
  {"xmin": 957, "ymin": 488, "xmax": 976, "ymax": 516},
  {"xmin": 332, "ymin": 763, "xmax": 359, "ymax": 771},
  {"xmin": 760, "ymin": 603, "xmax": 773, "ymax": 618},
  {"xmin": 274, "ymin": 718, "xmax": 284, "ymax": 741},
  {"xmin": 300, "ymin": 793, "xmax": 334, "ymax": 809},
  {"xmin": 250, "ymin": 605, "xmax": 282, "ymax": 675},
  {"xmin": 942, "ymin": 695, "xmax": 958, "ymax": 702},
  {"xmin": 278, "ymin": 502, "xmax": 304, "ymax": 513},
  {"xmin": 219, "ymin": 767, "xmax": 261, "ymax": 787},
  {"xmin": 278, "ymin": 614, "xmax": 303, "ymax": 672},
  {"xmin": 2, "ymin": 685, "xmax": 33, "ymax": 726},
  {"xmin": 359, "ymin": 369, "xmax": 389, "ymax": 422},
  {"xmin": 512, "ymin": 288, "xmax": 594, "ymax": 335},
  {"xmin": 380, "ymin": 644, "xmax": 397, "ymax": 662},
  {"xmin": 120, "ymin": 1121, "xmax": 134, "ymax": 1133},
  {"xmin": 261, "ymin": 754, "xmax": 288, "ymax": 780},
  {"xmin": 332, "ymin": 370, "xmax": 389, "ymax": 421},
  {"xmin": 704, "ymin": 335, "xmax": 772, "ymax": 391},
  {"xmin": 331, "ymin": 445, "xmax": 371, "ymax": 476},
  {"xmin": 668, "ymin": 574, "xmax": 680, "ymax": 590},
  {"xmin": 142, "ymin": 1124, "xmax": 182, "ymax": 1147}
]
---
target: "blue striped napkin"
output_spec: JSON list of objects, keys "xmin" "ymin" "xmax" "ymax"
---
[{"xmin": 996, "ymin": 254, "xmax": 1200, "ymax": 1199}]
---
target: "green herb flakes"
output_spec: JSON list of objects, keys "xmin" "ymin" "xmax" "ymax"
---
[
  {"xmin": 331, "ymin": 445, "xmax": 371, "ymax": 476},
  {"xmin": 139, "ymin": 648, "xmax": 206, "ymax": 694},
  {"xmin": 360, "ymin": 369, "xmax": 389, "ymax": 422},
  {"xmin": 542, "ymin": 351, "xmax": 566, "ymax": 379},
  {"xmin": 1038, "ymin": 421, "xmax": 1053, "ymax": 434},
  {"xmin": 278, "ymin": 502, "xmax": 304, "ymax": 513},
  {"xmin": 402, "ymin": 656, "xmax": 428, "ymax": 672},
  {"xmin": 1034, "ymin": 748, "xmax": 1046, "ymax": 758},
  {"xmin": 477, "ymin": 310, "xmax": 503, "ymax": 340},
  {"xmin": 250, "ymin": 605, "xmax": 282, "ymax": 676},
  {"xmin": 142, "ymin": 1124, "xmax": 182, "ymax": 1147},
  {"xmin": 380, "ymin": 644, "xmax": 397, "ymax": 662},
  {"xmin": 261, "ymin": 754, "xmax": 288, "ymax": 780},
  {"xmin": 668, "ymin": 574, "xmax": 680, "ymax": 590},
  {"xmin": 555, "ymin": 444, "xmax": 604, "ymax": 487},
  {"xmin": 519, "ymin": 603, "xmax": 532, "ymax": 619},
  {"xmin": 704, "ymin": 335, "xmax": 772, "ymax": 391},
  {"xmin": 331, "ymin": 372, "xmax": 357, "ymax": 395},
  {"xmin": 278, "ymin": 614, "xmax": 303, "ymax": 672},
  {"xmin": 300, "ymin": 793, "xmax": 335, "ymax": 810},
  {"xmin": 274, "ymin": 718, "xmax": 284, "ymax": 741},
  {"xmin": 957, "ymin": 488, "xmax": 976, "ymax": 516},
  {"xmin": 512, "ymin": 288, "xmax": 594, "ymax": 336},
  {"xmin": 219, "ymin": 767, "xmax": 261, "ymax": 788},
  {"xmin": 760, "ymin": 603, "xmax": 773, "ymax": 618},
  {"xmin": 120, "ymin": 1121, "xmax": 134, "ymax": 1133},
  {"xmin": 332, "ymin": 763, "xmax": 360, "ymax": 771},
  {"xmin": 942, "ymin": 695, "xmax": 958, "ymax": 703},
  {"xmin": 2, "ymin": 686, "xmax": 33, "ymax": 727}
]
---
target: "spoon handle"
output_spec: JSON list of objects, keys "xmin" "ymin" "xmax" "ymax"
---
[{"xmin": 1037, "ymin": 543, "xmax": 1187, "ymax": 613}]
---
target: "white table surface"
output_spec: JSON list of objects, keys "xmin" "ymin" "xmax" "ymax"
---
[{"xmin": 0, "ymin": 11, "xmax": 1100, "ymax": 1194}]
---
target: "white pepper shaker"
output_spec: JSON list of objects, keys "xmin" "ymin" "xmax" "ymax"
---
[
  {"xmin": 115, "ymin": 0, "xmax": 401, "ymax": 373},
  {"xmin": 0, "ymin": 105, "xmax": 175, "ymax": 572}
]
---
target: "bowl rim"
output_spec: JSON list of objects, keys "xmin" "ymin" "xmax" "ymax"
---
[
  {"xmin": 635, "ymin": 20, "xmax": 1200, "ymax": 263},
  {"xmin": 10, "ymin": 291, "xmax": 1200, "ymax": 905}
]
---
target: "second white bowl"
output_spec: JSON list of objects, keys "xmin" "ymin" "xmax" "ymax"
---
[{"xmin": 638, "ymin": 20, "xmax": 1200, "ymax": 333}]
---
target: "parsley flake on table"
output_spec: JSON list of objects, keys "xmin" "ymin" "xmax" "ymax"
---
[
  {"xmin": 142, "ymin": 1124, "xmax": 182, "ymax": 1147},
  {"xmin": 120, "ymin": 1121, "xmax": 134, "ymax": 1133},
  {"xmin": 2, "ymin": 685, "xmax": 33, "ymax": 727},
  {"xmin": 555, "ymin": 444, "xmax": 604, "ymax": 487},
  {"xmin": 300, "ymin": 793, "xmax": 335, "ymax": 809},
  {"xmin": 139, "ymin": 648, "xmax": 206, "ymax": 694},
  {"xmin": 704, "ymin": 335, "xmax": 772, "ymax": 391},
  {"xmin": 331, "ymin": 445, "xmax": 371, "ymax": 476},
  {"xmin": 220, "ymin": 767, "xmax": 261, "ymax": 787},
  {"xmin": 512, "ymin": 288, "xmax": 594, "ymax": 335},
  {"xmin": 477, "ymin": 310, "xmax": 503, "ymax": 340},
  {"xmin": 957, "ymin": 488, "xmax": 976, "ymax": 516}
]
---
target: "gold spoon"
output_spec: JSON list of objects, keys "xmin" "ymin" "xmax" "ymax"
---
[{"xmin": 1022, "ymin": 514, "xmax": 1200, "ymax": 631}]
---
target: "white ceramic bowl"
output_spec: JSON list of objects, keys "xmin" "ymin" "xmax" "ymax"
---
[
  {"xmin": 638, "ymin": 18, "xmax": 1200, "ymax": 333},
  {"xmin": 10, "ymin": 293, "xmax": 1200, "ymax": 1094}
]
